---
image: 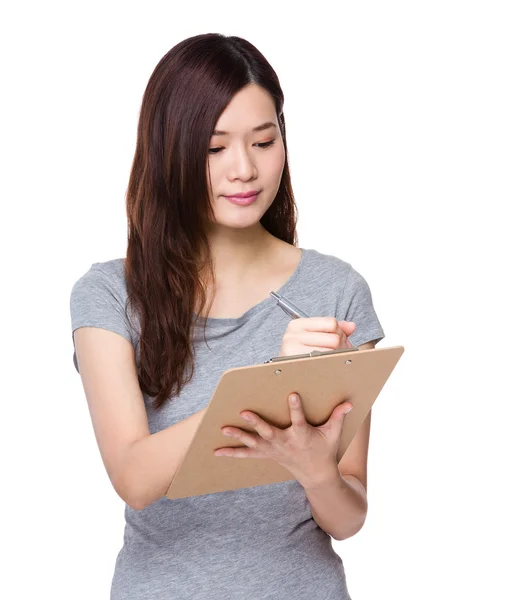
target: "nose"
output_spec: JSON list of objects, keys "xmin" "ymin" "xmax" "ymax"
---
[{"xmin": 227, "ymin": 144, "xmax": 257, "ymax": 182}]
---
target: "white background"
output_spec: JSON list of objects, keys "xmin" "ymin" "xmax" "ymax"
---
[{"xmin": 2, "ymin": 1, "xmax": 504, "ymax": 598}]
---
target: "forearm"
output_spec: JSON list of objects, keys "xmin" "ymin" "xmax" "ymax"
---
[
  {"xmin": 302, "ymin": 465, "xmax": 368, "ymax": 541},
  {"xmin": 117, "ymin": 408, "xmax": 207, "ymax": 510}
]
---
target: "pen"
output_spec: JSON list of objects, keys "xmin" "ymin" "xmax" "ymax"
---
[
  {"xmin": 267, "ymin": 292, "xmax": 358, "ymax": 363},
  {"xmin": 270, "ymin": 291, "xmax": 310, "ymax": 319}
]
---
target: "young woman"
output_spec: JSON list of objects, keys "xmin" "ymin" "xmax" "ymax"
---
[{"xmin": 70, "ymin": 33, "xmax": 385, "ymax": 600}]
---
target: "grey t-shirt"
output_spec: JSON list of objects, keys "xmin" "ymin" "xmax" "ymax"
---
[{"xmin": 70, "ymin": 247, "xmax": 385, "ymax": 600}]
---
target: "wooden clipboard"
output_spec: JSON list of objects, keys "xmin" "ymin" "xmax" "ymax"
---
[{"xmin": 166, "ymin": 345, "xmax": 404, "ymax": 499}]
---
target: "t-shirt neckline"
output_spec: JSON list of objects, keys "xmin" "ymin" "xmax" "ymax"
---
[{"xmin": 194, "ymin": 247, "xmax": 309, "ymax": 327}]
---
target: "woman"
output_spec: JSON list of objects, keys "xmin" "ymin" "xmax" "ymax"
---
[{"xmin": 70, "ymin": 33, "xmax": 385, "ymax": 600}]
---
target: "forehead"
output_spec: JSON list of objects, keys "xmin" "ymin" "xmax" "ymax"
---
[{"xmin": 212, "ymin": 84, "xmax": 277, "ymax": 136}]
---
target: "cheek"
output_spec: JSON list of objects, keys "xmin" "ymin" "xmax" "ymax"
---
[{"xmin": 264, "ymin": 145, "xmax": 285, "ymax": 182}]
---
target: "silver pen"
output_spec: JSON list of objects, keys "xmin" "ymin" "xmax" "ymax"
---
[
  {"xmin": 270, "ymin": 291, "xmax": 310, "ymax": 319},
  {"xmin": 267, "ymin": 291, "xmax": 359, "ymax": 363},
  {"xmin": 265, "ymin": 292, "xmax": 359, "ymax": 363}
]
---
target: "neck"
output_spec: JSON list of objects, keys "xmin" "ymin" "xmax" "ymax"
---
[{"xmin": 203, "ymin": 224, "xmax": 278, "ymax": 285}]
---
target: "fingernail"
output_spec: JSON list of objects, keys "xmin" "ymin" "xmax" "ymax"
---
[{"xmin": 344, "ymin": 405, "xmax": 353, "ymax": 414}]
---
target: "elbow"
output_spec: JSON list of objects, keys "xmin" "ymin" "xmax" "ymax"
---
[
  {"xmin": 110, "ymin": 442, "xmax": 171, "ymax": 511},
  {"xmin": 125, "ymin": 493, "xmax": 147, "ymax": 512},
  {"xmin": 112, "ymin": 474, "xmax": 146, "ymax": 511},
  {"xmin": 332, "ymin": 509, "xmax": 368, "ymax": 541},
  {"xmin": 111, "ymin": 458, "xmax": 149, "ymax": 511},
  {"xmin": 332, "ymin": 520, "xmax": 366, "ymax": 541},
  {"xmin": 112, "ymin": 467, "xmax": 167, "ymax": 511}
]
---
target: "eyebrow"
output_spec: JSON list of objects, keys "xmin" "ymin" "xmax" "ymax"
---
[{"xmin": 212, "ymin": 121, "xmax": 277, "ymax": 136}]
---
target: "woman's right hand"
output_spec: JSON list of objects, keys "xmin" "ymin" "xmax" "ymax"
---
[{"xmin": 277, "ymin": 317, "xmax": 356, "ymax": 358}]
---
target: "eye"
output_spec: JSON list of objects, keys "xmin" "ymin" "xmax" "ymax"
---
[
  {"xmin": 256, "ymin": 140, "xmax": 275, "ymax": 149},
  {"xmin": 208, "ymin": 140, "xmax": 276, "ymax": 154}
]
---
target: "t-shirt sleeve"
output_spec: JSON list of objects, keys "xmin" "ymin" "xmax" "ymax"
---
[
  {"xmin": 69, "ymin": 265, "xmax": 134, "ymax": 373},
  {"xmin": 337, "ymin": 264, "xmax": 385, "ymax": 348}
]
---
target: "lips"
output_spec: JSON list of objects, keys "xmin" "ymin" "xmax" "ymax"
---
[
  {"xmin": 224, "ymin": 191, "xmax": 260, "ymax": 206},
  {"xmin": 224, "ymin": 190, "xmax": 260, "ymax": 199}
]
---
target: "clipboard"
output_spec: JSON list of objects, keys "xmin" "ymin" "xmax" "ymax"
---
[{"xmin": 166, "ymin": 345, "xmax": 404, "ymax": 499}]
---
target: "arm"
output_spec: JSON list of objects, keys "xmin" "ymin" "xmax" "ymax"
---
[
  {"xmin": 303, "ymin": 463, "xmax": 368, "ymax": 541},
  {"xmin": 120, "ymin": 409, "xmax": 206, "ymax": 510},
  {"xmin": 74, "ymin": 326, "xmax": 206, "ymax": 511},
  {"xmin": 304, "ymin": 340, "xmax": 376, "ymax": 540}
]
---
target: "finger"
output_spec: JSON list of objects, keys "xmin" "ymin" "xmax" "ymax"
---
[
  {"xmin": 297, "ymin": 331, "xmax": 347, "ymax": 350},
  {"xmin": 214, "ymin": 445, "xmax": 257, "ymax": 458},
  {"xmin": 239, "ymin": 413, "xmax": 277, "ymax": 442},
  {"xmin": 338, "ymin": 321, "xmax": 356, "ymax": 337},
  {"xmin": 330, "ymin": 402, "xmax": 353, "ymax": 425},
  {"xmin": 338, "ymin": 330, "xmax": 348, "ymax": 348},
  {"xmin": 221, "ymin": 426, "xmax": 261, "ymax": 447},
  {"xmin": 290, "ymin": 317, "xmax": 342, "ymax": 333},
  {"xmin": 333, "ymin": 325, "xmax": 350, "ymax": 349},
  {"xmin": 338, "ymin": 322, "xmax": 356, "ymax": 348},
  {"xmin": 288, "ymin": 393, "xmax": 308, "ymax": 428}
]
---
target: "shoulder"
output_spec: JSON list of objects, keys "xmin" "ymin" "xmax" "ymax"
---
[
  {"xmin": 301, "ymin": 248, "xmax": 380, "ymax": 316},
  {"xmin": 306, "ymin": 248, "xmax": 373, "ymax": 289},
  {"xmin": 71, "ymin": 258, "xmax": 126, "ymax": 292},
  {"xmin": 302, "ymin": 247, "xmax": 356, "ymax": 286},
  {"xmin": 70, "ymin": 257, "xmax": 138, "ymax": 347},
  {"xmin": 70, "ymin": 258, "xmax": 130, "ymax": 323},
  {"xmin": 288, "ymin": 247, "xmax": 364, "ymax": 318},
  {"xmin": 303, "ymin": 247, "xmax": 351, "ymax": 272},
  {"xmin": 89, "ymin": 257, "xmax": 126, "ymax": 281}
]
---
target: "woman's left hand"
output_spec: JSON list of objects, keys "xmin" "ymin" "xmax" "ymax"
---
[{"xmin": 214, "ymin": 393, "xmax": 353, "ymax": 489}]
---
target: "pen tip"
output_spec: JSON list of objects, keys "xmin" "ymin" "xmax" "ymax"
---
[{"xmin": 270, "ymin": 291, "xmax": 281, "ymax": 301}]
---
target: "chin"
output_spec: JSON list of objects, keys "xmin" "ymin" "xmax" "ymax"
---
[
  {"xmin": 208, "ymin": 203, "xmax": 265, "ymax": 228},
  {"xmin": 213, "ymin": 215, "xmax": 263, "ymax": 230}
]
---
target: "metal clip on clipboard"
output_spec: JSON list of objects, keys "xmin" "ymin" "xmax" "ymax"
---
[{"xmin": 264, "ymin": 346, "xmax": 360, "ymax": 364}]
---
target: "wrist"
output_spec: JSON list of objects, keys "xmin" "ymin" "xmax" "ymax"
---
[{"xmin": 298, "ymin": 461, "xmax": 345, "ymax": 492}]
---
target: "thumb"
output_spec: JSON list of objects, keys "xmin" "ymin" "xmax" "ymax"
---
[
  {"xmin": 332, "ymin": 402, "xmax": 353, "ymax": 424},
  {"xmin": 338, "ymin": 321, "xmax": 356, "ymax": 336},
  {"xmin": 321, "ymin": 402, "xmax": 353, "ymax": 434}
]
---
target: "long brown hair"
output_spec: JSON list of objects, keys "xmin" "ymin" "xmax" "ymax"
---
[{"xmin": 124, "ymin": 33, "xmax": 298, "ymax": 410}]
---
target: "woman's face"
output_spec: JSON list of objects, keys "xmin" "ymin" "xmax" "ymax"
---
[{"xmin": 206, "ymin": 83, "xmax": 286, "ymax": 231}]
